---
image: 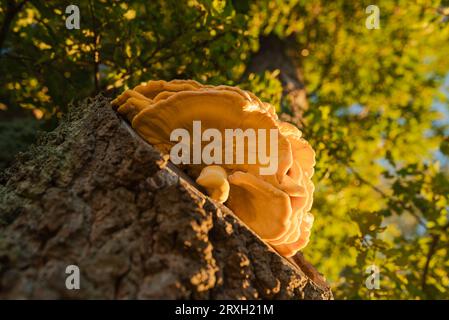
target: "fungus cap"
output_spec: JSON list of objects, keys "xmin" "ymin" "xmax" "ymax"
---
[{"xmin": 112, "ymin": 79, "xmax": 316, "ymax": 258}]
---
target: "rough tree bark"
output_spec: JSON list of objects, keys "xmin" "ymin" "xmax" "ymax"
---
[{"xmin": 0, "ymin": 95, "xmax": 332, "ymax": 299}]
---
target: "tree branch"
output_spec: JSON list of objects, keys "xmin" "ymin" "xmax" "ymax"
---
[
  {"xmin": 421, "ymin": 221, "xmax": 449, "ymax": 295},
  {"xmin": 88, "ymin": 0, "xmax": 100, "ymax": 93}
]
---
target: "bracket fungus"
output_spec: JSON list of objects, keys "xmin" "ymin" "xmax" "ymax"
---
[{"xmin": 112, "ymin": 80, "xmax": 316, "ymax": 258}]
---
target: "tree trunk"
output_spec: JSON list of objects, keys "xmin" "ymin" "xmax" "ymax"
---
[
  {"xmin": 245, "ymin": 34, "xmax": 309, "ymax": 119},
  {"xmin": 0, "ymin": 95, "xmax": 332, "ymax": 299}
]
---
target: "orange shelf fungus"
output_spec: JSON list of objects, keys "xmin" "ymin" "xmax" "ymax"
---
[
  {"xmin": 196, "ymin": 165, "xmax": 230, "ymax": 203},
  {"xmin": 112, "ymin": 79, "xmax": 316, "ymax": 258}
]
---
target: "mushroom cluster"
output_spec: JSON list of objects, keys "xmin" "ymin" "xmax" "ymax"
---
[{"xmin": 112, "ymin": 80, "xmax": 316, "ymax": 257}]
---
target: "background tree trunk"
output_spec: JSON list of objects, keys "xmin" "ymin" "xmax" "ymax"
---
[
  {"xmin": 245, "ymin": 34, "xmax": 309, "ymax": 119},
  {"xmin": 0, "ymin": 95, "xmax": 332, "ymax": 299}
]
